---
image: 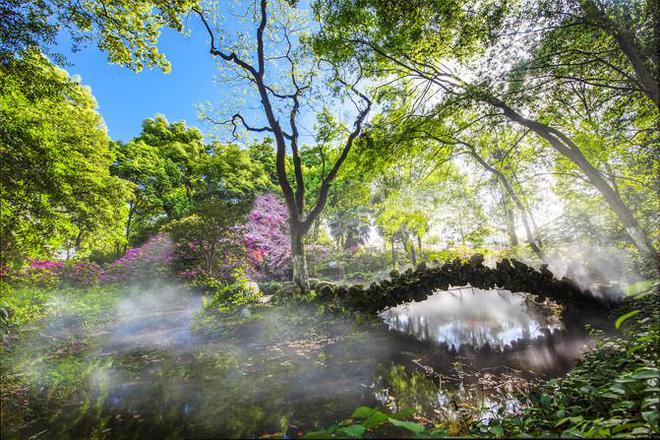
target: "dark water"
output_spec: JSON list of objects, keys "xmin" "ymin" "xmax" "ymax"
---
[{"xmin": 1, "ymin": 285, "xmax": 604, "ymax": 439}]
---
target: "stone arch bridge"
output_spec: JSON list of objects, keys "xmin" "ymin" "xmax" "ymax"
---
[{"xmin": 313, "ymin": 255, "xmax": 616, "ymax": 316}]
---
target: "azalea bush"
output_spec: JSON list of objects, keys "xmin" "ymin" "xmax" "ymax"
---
[
  {"xmin": 7, "ymin": 235, "xmax": 175, "ymax": 288},
  {"xmin": 23, "ymin": 259, "xmax": 65, "ymax": 286},
  {"xmin": 101, "ymin": 234, "xmax": 175, "ymax": 284},
  {"xmin": 244, "ymin": 193, "xmax": 291, "ymax": 280},
  {"xmin": 59, "ymin": 261, "xmax": 104, "ymax": 287}
]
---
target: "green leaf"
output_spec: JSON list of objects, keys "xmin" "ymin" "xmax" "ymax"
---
[
  {"xmin": 489, "ymin": 425, "xmax": 504, "ymax": 436},
  {"xmin": 642, "ymin": 410, "xmax": 659, "ymax": 426},
  {"xmin": 615, "ymin": 310, "xmax": 641, "ymax": 329},
  {"xmin": 555, "ymin": 417, "xmax": 572, "ymax": 427},
  {"xmin": 363, "ymin": 411, "xmax": 389, "ymax": 429},
  {"xmin": 337, "ymin": 424, "xmax": 366, "ymax": 438},
  {"xmin": 623, "ymin": 280, "xmax": 657, "ymax": 297},
  {"xmin": 351, "ymin": 406, "xmax": 377, "ymax": 419},
  {"xmin": 387, "ymin": 418, "xmax": 426, "ymax": 434},
  {"xmin": 303, "ymin": 430, "xmax": 335, "ymax": 439},
  {"xmin": 630, "ymin": 368, "xmax": 659, "ymax": 380},
  {"xmin": 390, "ymin": 408, "xmax": 416, "ymax": 420}
]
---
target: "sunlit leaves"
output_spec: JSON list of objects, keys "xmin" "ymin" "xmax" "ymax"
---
[
  {"xmin": 2, "ymin": 0, "xmax": 199, "ymax": 71},
  {"xmin": 0, "ymin": 52, "xmax": 130, "ymax": 263}
]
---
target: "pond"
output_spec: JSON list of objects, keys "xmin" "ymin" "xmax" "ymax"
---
[
  {"xmin": 1, "ymin": 285, "xmax": 606, "ymax": 438},
  {"xmin": 380, "ymin": 287, "xmax": 563, "ymax": 350}
]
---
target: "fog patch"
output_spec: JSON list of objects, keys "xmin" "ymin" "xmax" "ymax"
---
[
  {"xmin": 103, "ymin": 284, "xmax": 201, "ymax": 352},
  {"xmin": 544, "ymin": 244, "xmax": 642, "ymax": 298}
]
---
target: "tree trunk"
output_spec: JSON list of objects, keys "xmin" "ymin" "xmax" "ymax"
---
[
  {"xmin": 465, "ymin": 145, "xmax": 547, "ymax": 261},
  {"xmin": 409, "ymin": 240, "xmax": 417, "ymax": 266},
  {"xmin": 75, "ymin": 229, "xmax": 84, "ymax": 251},
  {"xmin": 490, "ymin": 99, "xmax": 657, "ymax": 260},
  {"xmin": 502, "ymin": 192, "xmax": 519, "ymax": 247},
  {"xmin": 417, "ymin": 233, "xmax": 422, "ymax": 253},
  {"xmin": 291, "ymin": 225, "xmax": 310, "ymax": 292},
  {"xmin": 124, "ymin": 204, "xmax": 136, "ymax": 255},
  {"xmin": 457, "ymin": 210, "xmax": 466, "ymax": 245},
  {"xmin": 391, "ymin": 236, "xmax": 397, "ymax": 269}
]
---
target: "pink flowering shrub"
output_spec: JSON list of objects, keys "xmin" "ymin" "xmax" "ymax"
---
[
  {"xmin": 4, "ymin": 234, "xmax": 175, "ymax": 288},
  {"xmin": 23, "ymin": 259, "xmax": 65, "ymax": 286},
  {"xmin": 244, "ymin": 193, "xmax": 291, "ymax": 280},
  {"xmin": 60, "ymin": 261, "xmax": 104, "ymax": 287},
  {"xmin": 102, "ymin": 234, "xmax": 175, "ymax": 283}
]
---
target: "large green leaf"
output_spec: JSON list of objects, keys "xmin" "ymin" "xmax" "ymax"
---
[
  {"xmin": 387, "ymin": 417, "xmax": 426, "ymax": 434},
  {"xmin": 630, "ymin": 368, "xmax": 659, "ymax": 379},
  {"xmin": 615, "ymin": 310, "xmax": 641, "ymax": 329},
  {"xmin": 352, "ymin": 406, "xmax": 377, "ymax": 419},
  {"xmin": 363, "ymin": 411, "xmax": 389, "ymax": 429},
  {"xmin": 337, "ymin": 424, "xmax": 366, "ymax": 438}
]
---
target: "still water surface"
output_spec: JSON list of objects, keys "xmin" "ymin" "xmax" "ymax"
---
[{"xmin": 1, "ymin": 285, "xmax": 601, "ymax": 438}]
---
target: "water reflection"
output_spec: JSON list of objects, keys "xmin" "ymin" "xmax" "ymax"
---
[
  {"xmin": 2, "ymin": 285, "xmax": 597, "ymax": 439},
  {"xmin": 380, "ymin": 287, "xmax": 562, "ymax": 350}
]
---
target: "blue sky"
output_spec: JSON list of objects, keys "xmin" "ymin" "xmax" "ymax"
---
[
  {"xmin": 52, "ymin": 2, "xmax": 349, "ymax": 146},
  {"xmin": 55, "ymin": 28, "xmax": 220, "ymax": 142}
]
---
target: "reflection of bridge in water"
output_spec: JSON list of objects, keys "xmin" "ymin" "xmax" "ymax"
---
[
  {"xmin": 376, "ymin": 286, "xmax": 603, "ymax": 379},
  {"xmin": 380, "ymin": 287, "xmax": 562, "ymax": 351}
]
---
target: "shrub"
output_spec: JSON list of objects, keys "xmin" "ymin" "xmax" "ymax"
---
[
  {"xmin": 244, "ymin": 193, "xmax": 291, "ymax": 280},
  {"xmin": 60, "ymin": 261, "xmax": 103, "ymax": 287},
  {"xmin": 198, "ymin": 268, "xmax": 262, "ymax": 312},
  {"xmin": 101, "ymin": 234, "xmax": 174, "ymax": 284}
]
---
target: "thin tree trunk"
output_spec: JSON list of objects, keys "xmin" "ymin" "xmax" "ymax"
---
[
  {"xmin": 75, "ymin": 229, "xmax": 83, "ymax": 250},
  {"xmin": 490, "ymin": 99, "xmax": 657, "ymax": 260},
  {"xmin": 124, "ymin": 204, "xmax": 136, "ymax": 255},
  {"xmin": 458, "ymin": 210, "xmax": 466, "ymax": 245},
  {"xmin": 410, "ymin": 240, "xmax": 417, "ymax": 266},
  {"xmin": 502, "ymin": 192, "xmax": 519, "ymax": 247},
  {"xmin": 391, "ymin": 236, "xmax": 397, "ymax": 269},
  {"xmin": 465, "ymin": 145, "xmax": 546, "ymax": 261}
]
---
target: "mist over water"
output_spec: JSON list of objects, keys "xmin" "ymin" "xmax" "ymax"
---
[
  {"xmin": 2, "ymin": 282, "xmax": 608, "ymax": 438},
  {"xmin": 380, "ymin": 287, "xmax": 562, "ymax": 350},
  {"xmin": 544, "ymin": 245, "xmax": 642, "ymax": 296}
]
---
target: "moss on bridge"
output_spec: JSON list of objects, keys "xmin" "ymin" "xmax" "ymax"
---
[{"xmin": 312, "ymin": 255, "xmax": 615, "ymax": 316}]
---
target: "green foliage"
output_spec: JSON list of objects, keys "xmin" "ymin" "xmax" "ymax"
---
[
  {"xmin": 1, "ymin": 0, "xmax": 198, "ymax": 71},
  {"xmin": 467, "ymin": 296, "xmax": 660, "ymax": 438},
  {"xmin": 0, "ymin": 282, "xmax": 124, "ymax": 332},
  {"xmin": 199, "ymin": 268, "xmax": 262, "ymax": 312},
  {"xmin": 0, "ymin": 282, "xmax": 50, "ymax": 330},
  {"xmin": 197, "ymin": 142, "xmax": 273, "ymax": 205},
  {"xmin": 0, "ymin": 51, "xmax": 131, "ymax": 265},
  {"xmin": 111, "ymin": 115, "xmax": 210, "ymax": 246},
  {"xmin": 167, "ymin": 198, "xmax": 248, "ymax": 277},
  {"xmin": 313, "ymin": 0, "xmax": 505, "ymax": 67},
  {"xmin": 302, "ymin": 404, "xmax": 441, "ymax": 438}
]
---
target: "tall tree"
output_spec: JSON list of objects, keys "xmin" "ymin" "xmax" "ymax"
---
[
  {"xmin": 194, "ymin": 0, "xmax": 371, "ymax": 290},
  {"xmin": 313, "ymin": 0, "xmax": 658, "ymax": 262},
  {"xmin": 137, "ymin": 115, "xmax": 206, "ymax": 206},
  {"xmin": 0, "ymin": 51, "xmax": 130, "ymax": 263}
]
